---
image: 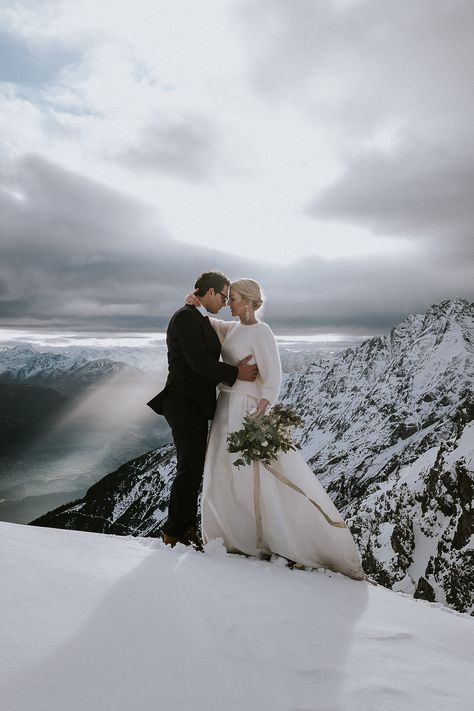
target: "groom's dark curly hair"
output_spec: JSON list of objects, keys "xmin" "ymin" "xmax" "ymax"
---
[{"xmin": 194, "ymin": 270, "xmax": 230, "ymax": 297}]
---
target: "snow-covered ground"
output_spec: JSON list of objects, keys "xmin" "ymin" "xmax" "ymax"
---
[{"xmin": 1, "ymin": 522, "xmax": 473, "ymax": 711}]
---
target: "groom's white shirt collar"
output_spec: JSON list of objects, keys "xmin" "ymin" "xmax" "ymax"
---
[{"xmin": 195, "ymin": 303, "xmax": 209, "ymax": 318}]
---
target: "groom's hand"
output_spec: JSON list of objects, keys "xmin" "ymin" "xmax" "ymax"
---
[{"xmin": 237, "ymin": 355, "xmax": 258, "ymax": 381}]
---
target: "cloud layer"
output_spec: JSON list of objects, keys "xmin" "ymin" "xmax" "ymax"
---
[
  {"xmin": 0, "ymin": 1, "xmax": 473, "ymax": 334},
  {"xmin": 1, "ymin": 154, "xmax": 470, "ymax": 334}
]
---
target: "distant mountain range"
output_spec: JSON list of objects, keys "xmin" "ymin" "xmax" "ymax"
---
[
  {"xmin": 0, "ymin": 344, "xmax": 148, "ymax": 396},
  {"xmin": 28, "ymin": 298, "xmax": 474, "ymax": 614},
  {"xmin": 0, "ymin": 336, "xmax": 346, "ymax": 389}
]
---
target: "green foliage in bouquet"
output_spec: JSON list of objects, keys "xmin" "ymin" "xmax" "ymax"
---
[{"xmin": 227, "ymin": 404, "xmax": 304, "ymax": 468}]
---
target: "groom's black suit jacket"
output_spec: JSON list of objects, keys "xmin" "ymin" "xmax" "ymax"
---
[{"xmin": 147, "ymin": 305, "xmax": 238, "ymax": 419}]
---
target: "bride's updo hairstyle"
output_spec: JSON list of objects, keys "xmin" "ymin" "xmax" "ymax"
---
[{"xmin": 231, "ymin": 278, "xmax": 264, "ymax": 314}]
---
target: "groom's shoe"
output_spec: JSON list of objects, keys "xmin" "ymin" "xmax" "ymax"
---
[
  {"xmin": 162, "ymin": 533, "xmax": 180, "ymax": 547},
  {"xmin": 162, "ymin": 528, "xmax": 203, "ymax": 551},
  {"xmin": 182, "ymin": 525, "xmax": 203, "ymax": 552}
]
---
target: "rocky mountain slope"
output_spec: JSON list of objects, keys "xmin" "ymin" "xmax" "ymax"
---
[
  {"xmin": 282, "ymin": 297, "xmax": 473, "ymax": 504},
  {"xmin": 31, "ymin": 298, "xmax": 474, "ymax": 614}
]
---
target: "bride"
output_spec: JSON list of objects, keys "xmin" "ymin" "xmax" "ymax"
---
[{"xmin": 186, "ymin": 278, "xmax": 364, "ymax": 580}]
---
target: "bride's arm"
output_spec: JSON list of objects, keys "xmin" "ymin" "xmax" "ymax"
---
[
  {"xmin": 253, "ymin": 323, "xmax": 282, "ymax": 412},
  {"xmin": 208, "ymin": 317, "xmax": 234, "ymax": 342}
]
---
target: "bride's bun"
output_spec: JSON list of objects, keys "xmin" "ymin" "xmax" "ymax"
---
[{"xmin": 231, "ymin": 278, "xmax": 264, "ymax": 312}]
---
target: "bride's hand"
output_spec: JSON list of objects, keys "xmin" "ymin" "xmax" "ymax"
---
[
  {"xmin": 256, "ymin": 399, "xmax": 270, "ymax": 415},
  {"xmin": 185, "ymin": 289, "xmax": 201, "ymax": 306}
]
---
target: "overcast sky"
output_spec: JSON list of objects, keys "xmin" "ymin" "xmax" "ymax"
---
[{"xmin": 0, "ymin": 0, "xmax": 473, "ymax": 336}]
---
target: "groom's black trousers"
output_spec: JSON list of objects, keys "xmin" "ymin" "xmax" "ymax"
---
[{"xmin": 161, "ymin": 390, "xmax": 209, "ymax": 537}]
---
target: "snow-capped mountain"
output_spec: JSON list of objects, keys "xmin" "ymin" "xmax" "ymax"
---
[
  {"xmin": 0, "ymin": 337, "xmax": 343, "ymax": 390},
  {"xmin": 0, "ymin": 343, "xmax": 164, "ymax": 375},
  {"xmin": 0, "ymin": 344, "xmax": 86, "ymax": 381},
  {"xmin": 282, "ymin": 297, "xmax": 473, "ymax": 505},
  {"xmin": 31, "ymin": 298, "xmax": 474, "ymax": 614},
  {"xmin": 0, "ymin": 345, "xmax": 146, "ymax": 394}
]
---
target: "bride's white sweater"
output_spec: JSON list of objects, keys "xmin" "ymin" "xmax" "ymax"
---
[{"xmin": 210, "ymin": 319, "xmax": 282, "ymax": 404}]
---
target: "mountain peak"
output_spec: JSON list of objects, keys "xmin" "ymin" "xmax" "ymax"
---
[
  {"xmin": 382, "ymin": 296, "xmax": 473, "ymax": 358},
  {"xmin": 425, "ymin": 296, "xmax": 472, "ymax": 318}
]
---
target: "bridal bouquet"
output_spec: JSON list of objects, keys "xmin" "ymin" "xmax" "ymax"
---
[{"xmin": 227, "ymin": 404, "xmax": 304, "ymax": 467}]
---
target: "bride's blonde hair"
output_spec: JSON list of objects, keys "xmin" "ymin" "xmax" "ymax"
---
[{"xmin": 231, "ymin": 278, "xmax": 264, "ymax": 313}]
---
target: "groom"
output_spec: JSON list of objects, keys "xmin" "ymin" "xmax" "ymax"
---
[{"xmin": 147, "ymin": 270, "xmax": 257, "ymax": 549}]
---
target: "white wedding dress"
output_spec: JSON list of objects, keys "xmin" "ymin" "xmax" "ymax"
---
[{"xmin": 201, "ymin": 319, "xmax": 364, "ymax": 580}]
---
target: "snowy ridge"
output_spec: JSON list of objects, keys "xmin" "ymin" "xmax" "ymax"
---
[
  {"xmin": 282, "ymin": 297, "xmax": 474, "ymax": 504},
  {"xmin": 1, "ymin": 521, "xmax": 473, "ymax": 711}
]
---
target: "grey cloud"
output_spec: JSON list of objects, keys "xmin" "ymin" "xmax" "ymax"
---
[
  {"xmin": 308, "ymin": 125, "xmax": 474, "ymax": 252},
  {"xmin": 0, "ymin": 29, "xmax": 79, "ymax": 86},
  {"xmin": 121, "ymin": 114, "xmax": 223, "ymax": 183},
  {"xmin": 0, "ymin": 155, "xmax": 253, "ymax": 330},
  {"xmin": 234, "ymin": 0, "xmax": 474, "ymax": 265},
  {"xmin": 234, "ymin": 0, "xmax": 474, "ymax": 123},
  {"xmin": 0, "ymin": 154, "xmax": 164, "ymax": 251},
  {"xmin": 0, "ymin": 155, "xmax": 472, "ymax": 335},
  {"xmin": 258, "ymin": 253, "xmax": 470, "ymax": 333}
]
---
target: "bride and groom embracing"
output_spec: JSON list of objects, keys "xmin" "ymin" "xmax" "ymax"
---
[{"xmin": 147, "ymin": 270, "xmax": 364, "ymax": 580}]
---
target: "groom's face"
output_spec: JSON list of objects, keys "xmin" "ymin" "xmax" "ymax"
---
[{"xmin": 205, "ymin": 284, "xmax": 229, "ymax": 314}]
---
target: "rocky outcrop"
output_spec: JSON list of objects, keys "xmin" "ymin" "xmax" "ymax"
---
[{"xmin": 346, "ymin": 418, "xmax": 474, "ymax": 614}]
